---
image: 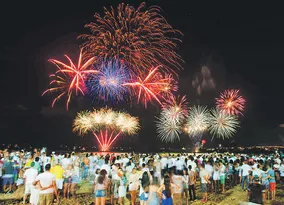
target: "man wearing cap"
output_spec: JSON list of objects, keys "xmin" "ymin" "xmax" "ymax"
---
[
  {"xmin": 247, "ymin": 175, "xmax": 265, "ymax": 204},
  {"xmin": 23, "ymin": 162, "xmax": 38, "ymax": 204}
]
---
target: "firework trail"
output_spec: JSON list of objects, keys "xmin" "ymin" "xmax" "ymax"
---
[
  {"xmin": 123, "ymin": 65, "xmax": 176, "ymax": 108},
  {"xmin": 42, "ymin": 49, "xmax": 97, "ymax": 110},
  {"xmin": 79, "ymin": 2, "xmax": 183, "ymax": 75}
]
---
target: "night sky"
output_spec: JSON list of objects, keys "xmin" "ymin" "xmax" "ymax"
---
[{"xmin": 2, "ymin": 1, "xmax": 284, "ymax": 151}]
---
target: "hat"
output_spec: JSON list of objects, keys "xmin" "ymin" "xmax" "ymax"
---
[{"xmin": 254, "ymin": 175, "xmax": 260, "ymax": 181}]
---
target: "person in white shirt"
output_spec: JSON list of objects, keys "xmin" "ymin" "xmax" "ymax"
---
[
  {"xmin": 101, "ymin": 159, "xmax": 111, "ymax": 176},
  {"xmin": 175, "ymin": 158, "xmax": 185, "ymax": 175},
  {"xmin": 279, "ymin": 161, "xmax": 284, "ymax": 185},
  {"xmin": 166, "ymin": 155, "xmax": 174, "ymax": 170},
  {"xmin": 241, "ymin": 161, "xmax": 251, "ymax": 190},
  {"xmin": 23, "ymin": 162, "xmax": 38, "ymax": 204},
  {"xmin": 252, "ymin": 165, "xmax": 263, "ymax": 179},
  {"xmin": 128, "ymin": 168, "xmax": 139, "ymax": 205},
  {"xmin": 187, "ymin": 156, "xmax": 197, "ymax": 172},
  {"xmin": 61, "ymin": 154, "xmax": 72, "ymax": 170},
  {"xmin": 160, "ymin": 156, "xmax": 168, "ymax": 177},
  {"xmin": 199, "ymin": 164, "xmax": 211, "ymax": 203},
  {"xmin": 33, "ymin": 164, "xmax": 58, "ymax": 204},
  {"xmin": 205, "ymin": 161, "xmax": 214, "ymax": 192},
  {"xmin": 40, "ymin": 152, "xmax": 51, "ymax": 172}
]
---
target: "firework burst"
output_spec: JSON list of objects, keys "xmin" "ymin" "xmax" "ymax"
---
[
  {"xmin": 73, "ymin": 108, "xmax": 139, "ymax": 151},
  {"xmin": 42, "ymin": 74, "xmax": 71, "ymax": 109},
  {"xmin": 162, "ymin": 95, "xmax": 188, "ymax": 117},
  {"xmin": 155, "ymin": 106, "xmax": 183, "ymax": 143},
  {"xmin": 79, "ymin": 2, "xmax": 183, "ymax": 75},
  {"xmin": 208, "ymin": 108, "xmax": 240, "ymax": 139},
  {"xmin": 123, "ymin": 65, "xmax": 176, "ymax": 108},
  {"xmin": 86, "ymin": 60, "xmax": 131, "ymax": 103},
  {"xmin": 185, "ymin": 105, "xmax": 210, "ymax": 138},
  {"xmin": 216, "ymin": 89, "xmax": 246, "ymax": 116},
  {"xmin": 42, "ymin": 49, "xmax": 97, "ymax": 110}
]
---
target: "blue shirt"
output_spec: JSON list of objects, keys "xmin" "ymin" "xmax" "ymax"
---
[
  {"xmin": 267, "ymin": 169, "xmax": 275, "ymax": 183},
  {"xmin": 3, "ymin": 161, "xmax": 14, "ymax": 174}
]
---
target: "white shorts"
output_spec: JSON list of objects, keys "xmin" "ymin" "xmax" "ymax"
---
[
  {"xmin": 56, "ymin": 179, "xmax": 64, "ymax": 190},
  {"xmin": 25, "ymin": 183, "xmax": 33, "ymax": 194},
  {"xmin": 129, "ymin": 182, "xmax": 139, "ymax": 191},
  {"xmin": 118, "ymin": 186, "xmax": 126, "ymax": 197}
]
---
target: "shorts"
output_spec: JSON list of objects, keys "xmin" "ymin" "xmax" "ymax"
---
[
  {"xmin": 2, "ymin": 177, "xmax": 13, "ymax": 185},
  {"xmin": 129, "ymin": 182, "xmax": 139, "ymax": 191},
  {"xmin": 201, "ymin": 183, "xmax": 207, "ymax": 193},
  {"xmin": 262, "ymin": 183, "xmax": 269, "ymax": 190},
  {"xmin": 139, "ymin": 192, "xmax": 149, "ymax": 201},
  {"xmin": 56, "ymin": 179, "xmax": 64, "ymax": 189},
  {"xmin": 95, "ymin": 190, "xmax": 106, "ymax": 197},
  {"xmin": 63, "ymin": 177, "xmax": 72, "ymax": 184},
  {"xmin": 39, "ymin": 193, "xmax": 53, "ymax": 205},
  {"xmin": 220, "ymin": 175, "xmax": 225, "ymax": 185},
  {"xmin": 269, "ymin": 182, "xmax": 276, "ymax": 192},
  {"xmin": 25, "ymin": 183, "xmax": 33, "ymax": 194}
]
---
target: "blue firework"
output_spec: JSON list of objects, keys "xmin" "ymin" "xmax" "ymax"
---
[{"xmin": 86, "ymin": 61, "xmax": 131, "ymax": 103}]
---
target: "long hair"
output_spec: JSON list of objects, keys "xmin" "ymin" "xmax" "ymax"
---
[
  {"xmin": 164, "ymin": 175, "xmax": 171, "ymax": 198},
  {"xmin": 141, "ymin": 171, "xmax": 150, "ymax": 190}
]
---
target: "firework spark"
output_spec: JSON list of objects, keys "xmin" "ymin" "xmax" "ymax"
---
[
  {"xmin": 216, "ymin": 89, "xmax": 246, "ymax": 116},
  {"xmin": 156, "ymin": 107, "xmax": 182, "ymax": 143},
  {"xmin": 79, "ymin": 2, "xmax": 183, "ymax": 75},
  {"xmin": 42, "ymin": 50, "xmax": 97, "ymax": 110},
  {"xmin": 86, "ymin": 61, "xmax": 131, "ymax": 103},
  {"xmin": 42, "ymin": 74, "xmax": 71, "ymax": 109},
  {"xmin": 185, "ymin": 105, "xmax": 210, "ymax": 137},
  {"xmin": 123, "ymin": 65, "xmax": 175, "ymax": 107},
  {"xmin": 73, "ymin": 108, "xmax": 139, "ymax": 151},
  {"xmin": 208, "ymin": 108, "xmax": 240, "ymax": 139},
  {"xmin": 162, "ymin": 95, "xmax": 188, "ymax": 117}
]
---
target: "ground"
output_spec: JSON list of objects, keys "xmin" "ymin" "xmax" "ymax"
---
[{"xmin": 0, "ymin": 182, "xmax": 283, "ymax": 205}]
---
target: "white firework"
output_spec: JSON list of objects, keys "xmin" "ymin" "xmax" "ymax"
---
[
  {"xmin": 185, "ymin": 105, "xmax": 210, "ymax": 138},
  {"xmin": 208, "ymin": 108, "xmax": 240, "ymax": 139},
  {"xmin": 156, "ymin": 107, "xmax": 182, "ymax": 142}
]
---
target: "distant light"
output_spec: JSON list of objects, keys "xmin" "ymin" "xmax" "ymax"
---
[{"xmin": 279, "ymin": 124, "xmax": 284, "ymax": 127}]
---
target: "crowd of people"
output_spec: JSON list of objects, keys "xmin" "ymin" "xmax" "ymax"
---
[{"xmin": 0, "ymin": 147, "xmax": 283, "ymax": 205}]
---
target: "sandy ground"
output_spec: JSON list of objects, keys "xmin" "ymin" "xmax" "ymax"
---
[{"xmin": 0, "ymin": 181, "xmax": 283, "ymax": 205}]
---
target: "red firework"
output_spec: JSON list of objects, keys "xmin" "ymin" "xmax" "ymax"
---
[
  {"xmin": 79, "ymin": 2, "xmax": 183, "ymax": 76},
  {"xmin": 216, "ymin": 89, "xmax": 246, "ymax": 116},
  {"xmin": 162, "ymin": 95, "xmax": 188, "ymax": 116},
  {"xmin": 92, "ymin": 129, "xmax": 122, "ymax": 152},
  {"xmin": 123, "ymin": 65, "xmax": 176, "ymax": 108},
  {"xmin": 42, "ymin": 49, "xmax": 97, "ymax": 110}
]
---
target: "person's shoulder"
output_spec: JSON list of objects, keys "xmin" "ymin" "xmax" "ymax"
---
[{"xmin": 36, "ymin": 172, "xmax": 44, "ymax": 178}]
